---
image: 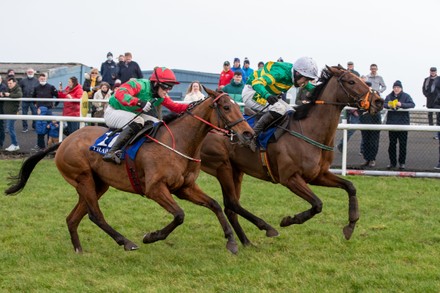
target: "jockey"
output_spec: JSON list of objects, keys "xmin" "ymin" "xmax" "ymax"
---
[
  {"xmin": 103, "ymin": 67, "xmax": 188, "ymax": 164},
  {"xmin": 242, "ymin": 56, "xmax": 319, "ymax": 151}
]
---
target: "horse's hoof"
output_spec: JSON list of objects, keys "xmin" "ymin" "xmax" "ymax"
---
[
  {"xmin": 124, "ymin": 242, "xmax": 139, "ymax": 251},
  {"xmin": 74, "ymin": 247, "xmax": 83, "ymax": 254},
  {"xmin": 280, "ymin": 216, "xmax": 292, "ymax": 227},
  {"xmin": 226, "ymin": 241, "xmax": 239, "ymax": 255},
  {"xmin": 266, "ymin": 228, "xmax": 279, "ymax": 237},
  {"xmin": 143, "ymin": 232, "xmax": 158, "ymax": 244},
  {"xmin": 343, "ymin": 225, "xmax": 354, "ymax": 240}
]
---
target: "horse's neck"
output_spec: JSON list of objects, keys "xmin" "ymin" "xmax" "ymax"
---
[
  {"xmin": 292, "ymin": 94, "xmax": 343, "ymax": 143},
  {"xmin": 160, "ymin": 104, "xmax": 213, "ymax": 153}
]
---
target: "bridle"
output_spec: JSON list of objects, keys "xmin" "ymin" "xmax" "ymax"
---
[
  {"xmin": 315, "ymin": 71, "xmax": 375, "ymax": 110},
  {"xmin": 186, "ymin": 93, "xmax": 246, "ymax": 137}
]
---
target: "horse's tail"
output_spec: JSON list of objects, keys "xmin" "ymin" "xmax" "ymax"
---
[{"xmin": 4, "ymin": 142, "xmax": 62, "ymax": 196}]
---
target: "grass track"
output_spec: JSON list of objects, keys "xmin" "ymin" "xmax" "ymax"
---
[{"xmin": 0, "ymin": 159, "xmax": 439, "ymax": 292}]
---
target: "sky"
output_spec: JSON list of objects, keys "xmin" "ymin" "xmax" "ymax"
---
[{"xmin": 2, "ymin": 0, "xmax": 439, "ymax": 107}]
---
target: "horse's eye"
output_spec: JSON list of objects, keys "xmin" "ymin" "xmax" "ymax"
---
[
  {"xmin": 223, "ymin": 105, "xmax": 230, "ymax": 111},
  {"xmin": 348, "ymin": 81, "xmax": 355, "ymax": 85}
]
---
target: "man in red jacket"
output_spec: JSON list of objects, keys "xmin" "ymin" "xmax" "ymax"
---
[{"xmin": 218, "ymin": 61, "xmax": 234, "ymax": 91}]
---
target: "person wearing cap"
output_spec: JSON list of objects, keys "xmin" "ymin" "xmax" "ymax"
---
[
  {"xmin": 242, "ymin": 58, "xmax": 254, "ymax": 83},
  {"xmin": 384, "ymin": 80, "xmax": 415, "ymax": 170},
  {"xmin": 100, "ymin": 52, "xmax": 119, "ymax": 88},
  {"xmin": 103, "ymin": 67, "xmax": 189, "ymax": 164},
  {"xmin": 242, "ymin": 57, "xmax": 319, "ymax": 151},
  {"xmin": 422, "ymin": 66, "xmax": 440, "ymax": 127},
  {"xmin": 347, "ymin": 61, "xmax": 360, "ymax": 77},
  {"xmin": 218, "ymin": 61, "xmax": 234, "ymax": 90}
]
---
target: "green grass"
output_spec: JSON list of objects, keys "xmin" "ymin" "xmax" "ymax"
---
[{"xmin": 0, "ymin": 159, "xmax": 439, "ymax": 292}]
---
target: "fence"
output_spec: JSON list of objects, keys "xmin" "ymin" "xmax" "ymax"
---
[{"xmin": 1, "ymin": 98, "xmax": 440, "ymax": 178}]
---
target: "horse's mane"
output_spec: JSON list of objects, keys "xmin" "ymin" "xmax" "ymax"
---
[{"xmin": 293, "ymin": 67, "xmax": 333, "ymax": 120}]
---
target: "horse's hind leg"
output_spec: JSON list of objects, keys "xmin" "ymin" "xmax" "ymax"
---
[
  {"xmin": 220, "ymin": 167, "xmax": 278, "ymax": 246},
  {"xmin": 66, "ymin": 181, "xmax": 110, "ymax": 253},
  {"xmin": 280, "ymin": 174, "xmax": 323, "ymax": 227},
  {"xmin": 175, "ymin": 184, "xmax": 239, "ymax": 254},
  {"xmin": 310, "ymin": 172, "xmax": 359, "ymax": 240},
  {"xmin": 76, "ymin": 176, "xmax": 138, "ymax": 251}
]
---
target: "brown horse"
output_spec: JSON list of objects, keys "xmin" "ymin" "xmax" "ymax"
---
[
  {"xmin": 200, "ymin": 66, "xmax": 384, "ymax": 245},
  {"xmin": 5, "ymin": 87, "xmax": 253, "ymax": 254}
]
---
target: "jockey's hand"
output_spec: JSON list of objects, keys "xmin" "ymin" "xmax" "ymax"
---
[
  {"xmin": 137, "ymin": 101, "xmax": 152, "ymax": 112},
  {"xmin": 266, "ymin": 95, "xmax": 279, "ymax": 105}
]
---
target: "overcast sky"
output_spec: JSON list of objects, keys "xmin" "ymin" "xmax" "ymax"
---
[{"xmin": 2, "ymin": 0, "xmax": 439, "ymax": 106}]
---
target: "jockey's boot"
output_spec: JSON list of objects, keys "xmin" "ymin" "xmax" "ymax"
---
[
  {"xmin": 249, "ymin": 111, "xmax": 282, "ymax": 152},
  {"xmin": 103, "ymin": 122, "xmax": 143, "ymax": 164}
]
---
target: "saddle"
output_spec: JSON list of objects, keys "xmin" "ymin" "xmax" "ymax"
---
[{"xmin": 244, "ymin": 107, "xmax": 292, "ymax": 150}]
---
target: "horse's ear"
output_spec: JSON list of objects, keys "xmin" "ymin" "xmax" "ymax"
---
[{"xmin": 203, "ymin": 85, "xmax": 215, "ymax": 97}]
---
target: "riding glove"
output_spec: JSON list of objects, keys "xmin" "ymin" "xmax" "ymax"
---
[
  {"xmin": 137, "ymin": 101, "xmax": 152, "ymax": 112},
  {"xmin": 266, "ymin": 95, "xmax": 279, "ymax": 105}
]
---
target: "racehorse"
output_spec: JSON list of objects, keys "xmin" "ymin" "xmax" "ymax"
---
[
  {"xmin": 200, "ymin": 65, "xmax": 384, "ymax": 245},
  {"xmin": 5, "ymin": 87, "xmax": 253, "ymax": 254}
]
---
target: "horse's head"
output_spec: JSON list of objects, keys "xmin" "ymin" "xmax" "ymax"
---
[
  {"xmin": 325, "ymin": 65, "xmax": 384, "ymax": 114},
  {"xmin": 202, "ymin": 86, "xmax": 254, "ymax": 145}
]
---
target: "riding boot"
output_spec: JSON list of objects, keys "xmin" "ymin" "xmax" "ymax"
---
[
  {"xmin": 103, "ymin": 122, "xmax": 143, "ymax": 164},
  {"xmin": 249, "ymin": 111, "xmax": 282, "ymax": 152}
]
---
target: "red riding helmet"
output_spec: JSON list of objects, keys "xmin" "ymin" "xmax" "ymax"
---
[{"xmin": 149, "ymin": 67, "xmax": 180, "ymax": 84}]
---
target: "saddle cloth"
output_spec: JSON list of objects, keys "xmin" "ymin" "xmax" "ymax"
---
[{"xmin": 89, "ymin": 131, "xmax": 146, "ymax": 160}]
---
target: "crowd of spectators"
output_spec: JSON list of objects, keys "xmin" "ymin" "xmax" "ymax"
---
[{"xmin": 0, "ymin": 54, "xmax": 439, "ymax": 169}]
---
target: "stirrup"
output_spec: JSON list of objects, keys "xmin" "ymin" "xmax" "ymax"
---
[{"xmin": 103, "ymin": 150, "xmax": 123, "ymax": 164}]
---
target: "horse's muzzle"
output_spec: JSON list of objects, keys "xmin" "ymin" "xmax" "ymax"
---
[{"xmin": 236, "ymin": 131, "xmax": 254, "ymax": 146}]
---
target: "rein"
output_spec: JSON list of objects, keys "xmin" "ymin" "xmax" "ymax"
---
[
  {"xmin": 314, "ymin": 71, "xmax": 374, "ymax": 110},
  {"xmin": 187, "ymin": 93, "xmax": 245, "ymax": 136}
]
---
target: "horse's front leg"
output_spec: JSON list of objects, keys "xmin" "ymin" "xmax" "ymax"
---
[
  {"xmin": 310, "ymin": 171, "xmax": 359, "ymax": 240},
  {"xmin": 280, "ymin": 174, "xmax": 323, "ymax": 227},
  {"xmin": 142, "ymin": 184, "xmax": 185, "ymax": 244},
  {"xmin": 175, "ymin": 184, "xmax": 238, "ymax": 254}
]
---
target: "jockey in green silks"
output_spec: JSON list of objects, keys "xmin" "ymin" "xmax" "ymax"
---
[{"xmin": 242, "ymin": 56, "xmax": 319, "ymax": 151}]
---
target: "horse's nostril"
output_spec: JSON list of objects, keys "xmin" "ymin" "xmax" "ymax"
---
[{"xmin": 244, "ymin": 131, "xmax": 253, "ymax": 140}]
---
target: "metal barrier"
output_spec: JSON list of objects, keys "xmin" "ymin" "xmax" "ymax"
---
[{"xmin": 1, "ymin": 98, "xmax": 439, "ymax": 178}]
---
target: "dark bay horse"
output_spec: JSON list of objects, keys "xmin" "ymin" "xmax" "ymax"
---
[
  {"xmin": 200, "ymin": 66, "xmax": 384, "ymax": 245},
  {"xmin": 5, "ymin": 87, "xmax": 253, "ymax": 254}
]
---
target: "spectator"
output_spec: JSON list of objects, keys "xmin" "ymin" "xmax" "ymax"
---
[
  {"xmin": 1, "ymin": 77, "xmax": 22, "ymax": 151},
  {"xmin": 19, "ymin": 68, "xmax": 39, "ymax": 132},
  {"xmin": 242, "ymin": 57, "xmax": 254, "ymax": 83},
  {"xmin": 422, "ymin": 66, "xmax": 440, "ymax": 129},
  {"xmin": 347, "ymin": 61, "xmax": 360, "ymax": 77},
  {"xmin": 218, "ymin": 60, "xmax": 234, "ymax": 91},
  {"xmin": 33, "ymin": 73, "xmax": 58, "ymax": 110},
  {"xmin": 231, "ymin": 57, "xmax": 246, "ymax": 78},
  {"xmin": 117, "ymin": 52, "xmax": 143, "ymax": 83},
  {"xmin": 277, "ymin": 57, "xmax": 284, "ymax": 62},
  {"xmin": 222, "ymin": 71, "xmax": 245, "ymax": 111},
  {"xmin": 47, "ymin": 120, "xmax": 60, "ymax": 147},
  {"xmin": 384, "ymin": 80, "xmax": 415, "ymax": 170},
  {"xmin": 367, "ymin": 64, "xmax": 387, "ymax": 94},
  {"xmin": 33, "ymin": 106, "xmax": 50, "ymax": 151},
  {"xmin": 100, "ymin": 52, "xmax": 119, "ymax": 88},
  {"xmin": 183, "ymin": 81, "xmax": 205, "ymax": 102},
  {"xmin": 6, "ymin": 69, "xmax": 16, "ymax": 80},
  {"xmin": 92, "ymin": 82, "xmax": 112, "ymax": 125},
  {"xmin": 0, "ymin": 76, "xmax": 7, "ymax": 148},
  {"xmin": 58, "ymin": 76, "xmax": 83, "ymax": 136},
  {"xmin": 82, "ymin": 68, "xmax": 102, "ymax": 118},
  {"xmin": 257, "ymin": 61, "xmax": 264, "ymax": 70}
]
